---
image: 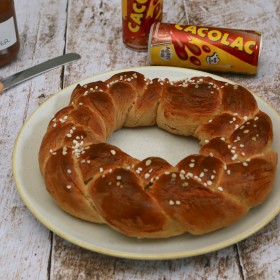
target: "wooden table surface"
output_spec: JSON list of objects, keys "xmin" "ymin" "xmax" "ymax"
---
[{"xmin": 1, "ymin": 0, "xmax": 279, "ymax": 279}]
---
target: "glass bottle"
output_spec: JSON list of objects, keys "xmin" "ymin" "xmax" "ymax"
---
[{"xmin": 0, "ymin": 0, "xmax": 20, "ymax": 67}]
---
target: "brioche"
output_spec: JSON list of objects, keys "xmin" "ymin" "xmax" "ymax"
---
[{"xmin": 39, "ymin": 71, "xmax": 277, "ymax": 238}]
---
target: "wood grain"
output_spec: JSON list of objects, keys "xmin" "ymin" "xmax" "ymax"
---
[
  {"xmin": 0, "ymin": 0, "xmax": 279, "ymax": 279},
  {"xmin": 0, "ymin": 0, "xmax": 67, "ymax": 279},
  {"xmin": 51, "ymin": 236, "xmax": 242, "ymax": 280}
]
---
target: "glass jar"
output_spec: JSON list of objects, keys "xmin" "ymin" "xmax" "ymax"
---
[{"xmin": 0, "ymin": 0, "xmax": 20, "ymax": 67}]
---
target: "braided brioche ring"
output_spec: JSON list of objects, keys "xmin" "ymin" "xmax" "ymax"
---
[{"xmin": 39, "ymin": 71, "xmax": 277, "ymax": 238}]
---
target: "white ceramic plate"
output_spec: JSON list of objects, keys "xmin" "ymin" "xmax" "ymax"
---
[{"xmin": 13, "ymin": 66, "xmax": 280, "ymax": 260}]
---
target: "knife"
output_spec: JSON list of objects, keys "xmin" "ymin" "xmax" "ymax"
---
[{"xmin": 0, "ymin": 53, "xmax": 81, "ymax": 93}]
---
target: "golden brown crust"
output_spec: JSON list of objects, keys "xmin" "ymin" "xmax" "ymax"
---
[{"xmin": 38, "ymin": 71, "xmax": 278, "ymax": 238}]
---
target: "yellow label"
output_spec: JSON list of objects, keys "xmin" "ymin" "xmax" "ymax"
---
[
  {"xmin": 149, "ymin": 39, "xmax": 257, "ymax": 74},
  {"xmin": 175, "ymin": 25, "xmax": 257, "ymax": 55},
  {"xmin": 149, "ymin": 23, "xmax": 260, "ymax": 74}
]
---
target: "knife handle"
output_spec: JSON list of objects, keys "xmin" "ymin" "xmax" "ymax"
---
[{"xmin": 0, "ymin": 82, "xmax": 4, "ymax": 93}]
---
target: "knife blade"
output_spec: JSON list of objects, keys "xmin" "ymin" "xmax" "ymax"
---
[{"xmin": 0, "ymin": 53, "xmax": 81, "ymax": 93}]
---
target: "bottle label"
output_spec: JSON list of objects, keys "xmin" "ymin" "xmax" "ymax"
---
[
  {"xmin": 0, "ymin": 17, "xmax": 17, "ymax": 51},
  {"xmin": 122, "ymin": 0, "xmax": 163, "ymax": 51}
]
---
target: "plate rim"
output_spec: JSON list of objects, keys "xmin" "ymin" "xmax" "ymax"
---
[{"xmin": 12, "ymin": 65, "xmax": 280, "ymax": 260}]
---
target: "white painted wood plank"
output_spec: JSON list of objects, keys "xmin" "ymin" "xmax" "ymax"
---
[
  {"xmin": 51, "ymin": 236, "xmax": 242, "ymax": 280},
  {"xmin": 238, "ymin": 221, "xmax": 280, "ymax": 279},
  {"xmin": 0, "ymin": 0, "xmax": 68, "ymax": 278}
]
